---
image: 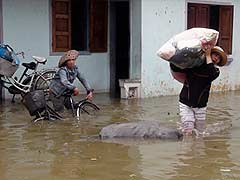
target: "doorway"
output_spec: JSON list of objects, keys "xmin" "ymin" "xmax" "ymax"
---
[{"xmin": 110, "ymin": 1, "xmax": 130, "ymax": 98}]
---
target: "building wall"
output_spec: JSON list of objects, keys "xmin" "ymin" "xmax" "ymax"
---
[
  {"xmin": 141, "ymin": 0, "xmax": 240, "ymax": 97},
  {"xmin": 2, "ymin": 0, "xmax": 110, "ymax": 98},
  {"xmin": 2, "ymin": 0, "xmax": 240, "ymax": 99},
  {"xmin": 130, "ymin": 0, "xmax": 141, "ymax": 79}
]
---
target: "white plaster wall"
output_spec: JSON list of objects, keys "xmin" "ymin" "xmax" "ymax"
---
[
  {"xmin": 212, "ymin": 0, "xmax": 240, "ymax": 92},
  {"xmin": 141, "ymin": 0, "xmax": 240, "ymax": 97},
  {"xmin": 2, "ymin": 0, "xmax": 109, "ymax": 98},
  {"xmin": 232, "ymin": 0, "xmax": 240, "ymax": 89},
  {"xmin": 141, "ymin": 0, "xmax": 186, "ymax": 98},
  {"xmin": 130, "ymin": 0, "xmax": 141, "ymax": 79}
]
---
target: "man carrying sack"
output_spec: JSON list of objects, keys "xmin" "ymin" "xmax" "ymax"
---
[{"xmin": 170, "ymin": 46, "xmax": 227, "ymax": 136}]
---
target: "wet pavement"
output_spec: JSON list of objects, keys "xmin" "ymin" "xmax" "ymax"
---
[{"xmin": 0, "ymin": 91, "xmax": 240, "ymax": 180}]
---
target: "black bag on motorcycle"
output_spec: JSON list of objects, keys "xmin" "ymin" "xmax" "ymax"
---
[{"xmin": 22, "ymin": 90, "xmax": 46, "ymax": 116}]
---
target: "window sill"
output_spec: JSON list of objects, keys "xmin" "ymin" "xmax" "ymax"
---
[{"xmin": 50, "ymin": 51, "xmax": 91, "ymax": 56}]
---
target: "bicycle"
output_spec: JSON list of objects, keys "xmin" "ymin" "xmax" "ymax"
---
[
  {"xmin": 24, "ymin": 91, "xmax": 100, "ymax": 123},
  {"xmin": 27, "ymin": 91, "xmax": 100, "ymax": 122},
  {"xmin": 62, "ymin": 91, "xmax": 100, "ymax": 118},
  {"xmin": 22, "ymin": 89, "xmax": 63, "ymax": 122},
  {"xmin": 0, "ymin": 44, "xmax": 56, "ymax": 102}
]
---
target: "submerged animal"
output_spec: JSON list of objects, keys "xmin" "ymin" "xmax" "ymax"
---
[
  {"xmin": 100, "ymin": 121, "xmax": 183, "ymax": 140},
  {"xmin": 99, "ymin": 120, "xmax": 232, "ymax": 140}
]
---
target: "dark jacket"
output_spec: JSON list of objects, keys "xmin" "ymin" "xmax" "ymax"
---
[
  {"xmin": 49, "ymin": 66, "xmax": 92, "ymax": 97},
  {"xmin": 170, "ymin": 62, "xmax": 220, "ymax": 108}
]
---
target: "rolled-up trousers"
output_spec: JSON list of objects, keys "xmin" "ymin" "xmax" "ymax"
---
[
  {"xmin": 50, "ymin": 93, "xmax": 74, "ymax": 113},
  {"xmin": 179, "ymin": 102, "xmax": 207, "ymax": 133}
]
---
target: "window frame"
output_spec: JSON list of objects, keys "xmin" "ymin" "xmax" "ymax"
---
[
  {"xmin": 185, "ymin": 0, "xmax": 234, "ymax": 55},
  {"xmin": 50, "ymin": 0, "xmax": 108, "ymax": 55}
]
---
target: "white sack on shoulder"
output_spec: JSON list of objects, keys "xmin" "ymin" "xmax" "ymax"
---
[
  {"xmin": 156, "ymin": 28, "xmax": 219, "ymax": 61},
  {"xmin": 176, "ymin": 39, "xmax": 201, "ymax": 50},
  {"xmin": 173, "ymin": 28, "xmax": 219, "ymax": 47},
  {"xmin": 156, "ymin": 38, "xmax": 176, "ymax": 60}
]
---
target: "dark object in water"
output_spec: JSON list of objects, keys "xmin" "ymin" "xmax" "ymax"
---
[
  {"xmin": 22, "ymin": 90, "xmax": 46, "ymax": 116},
  {"xmin": 99, "ymin": 121, "xmax": 183, "ymax": 140}
]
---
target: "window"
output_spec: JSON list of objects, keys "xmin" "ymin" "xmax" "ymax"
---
[
  {"xmin": 187, "ymin": 3, "xmax": 233, "ymax": 54},
  {"xmin": 52, "ymin": 0, "xmax": 108, "ymax": 53}
]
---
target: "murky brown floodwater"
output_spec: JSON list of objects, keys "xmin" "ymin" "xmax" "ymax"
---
[{"xmin": 0, "ymin": 91, "xmax": 240, "ymax": 180}]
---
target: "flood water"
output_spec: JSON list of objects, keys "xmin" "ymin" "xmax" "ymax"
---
[{"xmin": 0, "ymin": 91, "xmax": 240, "ymax": 180}]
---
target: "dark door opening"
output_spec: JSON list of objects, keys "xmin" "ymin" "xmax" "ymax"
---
[
  {"xmin": 110, "ymin": 1, "xmax": 130, "ymax": 98},
  {"xmin": 71, "ymin": 0, "xmax": 88, "ymax": 51}
]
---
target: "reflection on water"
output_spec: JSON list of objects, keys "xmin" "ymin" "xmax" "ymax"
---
[{"xmin": 0, "ymin": 91, "xmax": 240, "ymax": 180}]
